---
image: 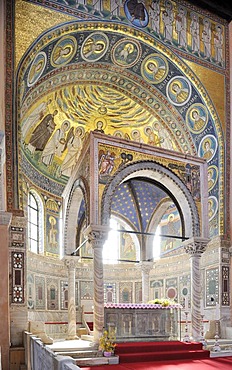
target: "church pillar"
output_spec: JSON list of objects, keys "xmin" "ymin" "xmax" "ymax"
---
[
  {"xmin": 84, "ymin": 225, "xmax": 108, "ymax": 342},
  {"xmin": 0, "ymin": 212, "xmax": 12, "ymax": 370},
  {"xmin": 63, "ymin": 256, "xmax": 80, "ymax": 340},
  {"xmin": 0, "ymin": 132, "xmax": 6, "ymax": 210},
  {"xmin": 183, "ymin": 237, "xmax": 209, "ymax": 341},
  {"xmin": 140, "ymin": 261, "xmax": 153, "ymax": 303}
]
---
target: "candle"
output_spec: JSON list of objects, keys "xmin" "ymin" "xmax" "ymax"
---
[
  {"xmin": 185, "ymin": 296, "xmax": 189, "ymax": 310},
  {"xmin": 215, "ymin": 303, "xmax": 220, "ymax": 320}
]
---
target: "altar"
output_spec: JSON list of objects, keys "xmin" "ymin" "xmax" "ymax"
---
[{"xmin": 104, "ymin": 303, "xmax": 181, "ymax": 342}]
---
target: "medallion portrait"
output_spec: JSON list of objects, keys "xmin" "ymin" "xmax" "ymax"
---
[
  {"xmin": 111, "ymin": 38, "xmax": 142, "ymax": 68},
  {"xmin": 81, "ymin": 32, "xmax": 109, "ymax": 62},
  {"xmin": 208, "ymin": 195, "xmax": 218, "ymax": 221},
  {"xmin": 51, "ymin": 36, "xmax": 77, "ymax": 67},
  {"xmin": 166, "ymin": 76, "xmax": 192, "ymax": 106},
  {"xmin": 27, "ymin": 52, "xmax": 47, "ymax": 87},
  {"xmin": 198, "ymin": 134, "xmax": 217, "ymax": 162},
  {"xmin": 186, "ymin": 103, "xmax": 208, "ymax": 133},
  {"xmin": 141, "ymin": 53, "xmax": 169, "ymax": 84},
  {"xmin": 207, "ymin": 165, "xmax": 218, "ymax": 191}
]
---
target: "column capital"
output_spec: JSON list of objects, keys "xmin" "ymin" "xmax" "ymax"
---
[
  {"xmin": 139, "ymin": 261, "xmax": 153, "ymax": 274},
  {"xmin": 182, "ymin": 237, "xmax": 210, "ymax": 257},
  {"xmin": 62, "ymin": 255, "xmax": 80, "ymax": 269},
  {"xmin": 84, "ymin": 224, "xmax": 109, "ymax": 249}
]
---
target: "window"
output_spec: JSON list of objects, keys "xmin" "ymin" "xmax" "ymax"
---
[
  {"xmin": 153, "ymin": 225, "xmax": 161, "ymax": 260},
  {"xmin": 28, "ymin": 190, "xmax": 44, "ymax": 254},
  {"xmin": 103, "ymin": 218, "xmax": 140, "ymax": 264},
  {"xmin": 103, "ymin": 218, "xmax": 119, "ymax": 263}
]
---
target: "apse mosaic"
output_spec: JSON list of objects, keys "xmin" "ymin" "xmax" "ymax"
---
[
  {"xmin": 16, "ymin": 0, "xmax": 228, "ymax": 241},
  {"xmin": 26, "ymin": 0, "xmax": 226, "ymax": 68}
]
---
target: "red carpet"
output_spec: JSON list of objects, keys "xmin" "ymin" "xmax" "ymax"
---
[
  {"xmin": 80, "ymin": 357, "xmax": 232, "ymax": 369},
  {"xmin": 80, "ymin": 341, "xmax": 232, "ymax": 369},
  {"xmin": 114, "ymin": 341, "xmax": 210, "ymax": 363}
]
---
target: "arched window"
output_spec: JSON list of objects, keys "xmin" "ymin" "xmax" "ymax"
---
[{"xmin": 28, "ymin": 190, "xmax": 44, "ymax": 254}]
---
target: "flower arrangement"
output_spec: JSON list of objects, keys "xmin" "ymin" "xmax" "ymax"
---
[
  {"xmin": 99, "ymin": 329, "xmax": 116, "ymax": 353},
  {"xmin": 147, "ymin": 298, "xmax": 176, "ymax": 307}
]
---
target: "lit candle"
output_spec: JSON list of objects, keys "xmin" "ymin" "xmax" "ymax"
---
[{"xmin": 215, "ymin": 303, "xmax": 220, "ymax": 320}]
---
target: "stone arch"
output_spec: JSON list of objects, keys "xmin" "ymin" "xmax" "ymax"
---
[
  {"xmin": 147, "ymin": 198, "xmax": 174, "ymax": 234},
  {"xmin": 101, "ymin": 160, "xmax": 203, "ymax": 239},
  {"xmin": 145, "ymin": 198, "xmax": 174, "ymax": 261},
  {"xmin": 63, "ymin": 177, "xmax": 89, "ymax": 256}
]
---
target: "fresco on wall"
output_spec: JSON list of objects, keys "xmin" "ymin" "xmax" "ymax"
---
[{"xmin": 16, "ymin": 0, "xmax": 227, "ymax": 243}]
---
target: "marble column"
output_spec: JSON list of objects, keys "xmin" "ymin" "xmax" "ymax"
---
[
  {"xmin": 183, "ymin": 237, "xmax": 209, "ymax": 341},
  {"xmin": 84, "ymin": 225, "xmax": 109, "ymax": 342},
  {"xmin": 63, "ymin": 256, "xmax": 80, "ymax": 340},
  {"xmin": 140, "ymin": 261, "xmax": 153, "ymax": 303}
]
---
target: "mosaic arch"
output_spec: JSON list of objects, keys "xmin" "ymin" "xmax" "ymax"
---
[
  {"xmin": 17, "ymin": 20, "xmax": 223, "ymax": 237},
  {"xmin": 63, "ymin": 178, "xmax": 89, "ymax": 255}
]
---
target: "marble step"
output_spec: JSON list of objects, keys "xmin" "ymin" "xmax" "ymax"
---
[
  {"xmin": 54, "ymin": 349, "xmax": 100, "ymax": 358},
  {"xmin": 75, "ymin": 355, "xmax": 119, "ymax": 367}
]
